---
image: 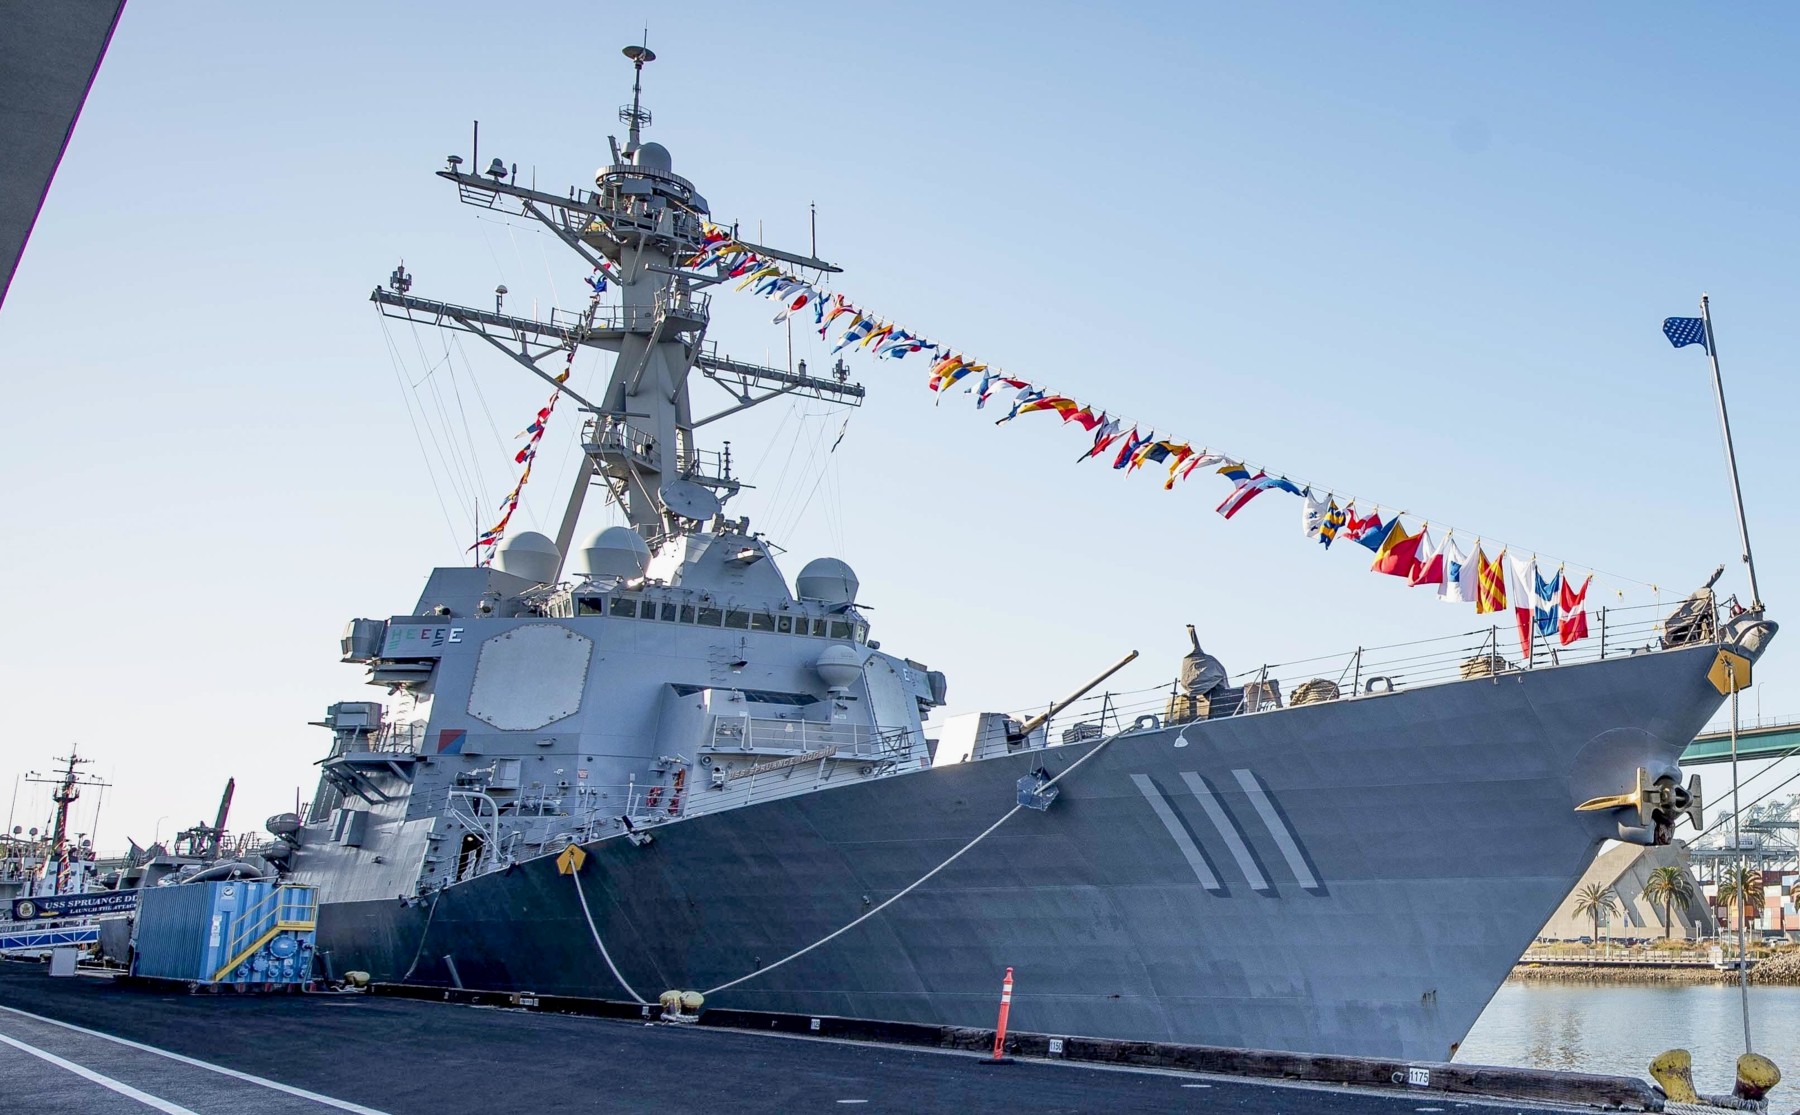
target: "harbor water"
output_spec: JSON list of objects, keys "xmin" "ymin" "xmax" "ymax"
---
[{"xmin": 1459, "ymin": 983, "xmax": 1800, "ymax": 1107}]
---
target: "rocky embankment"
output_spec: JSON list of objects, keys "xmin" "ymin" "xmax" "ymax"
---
[
  {"xmin": 1745, "ymin": 950, "xmax": 1800, "ymax": 985},
  {"xmin": 1508, "ymin": 951, "xmax": 1800, "ymax": 985},
  {"xmin": 1509, "ymin": 963, "xmax": 1718, "ymax": 984}
]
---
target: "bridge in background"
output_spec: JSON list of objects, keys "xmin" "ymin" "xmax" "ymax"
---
[{"xmin": 1684, "ymin": 719, "xmax": 1800, "ymax": 766}]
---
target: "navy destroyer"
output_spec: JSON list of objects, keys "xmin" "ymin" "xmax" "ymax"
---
[{"xmin": 277, "ymin": 47, "xmax": 1776, "ymax": 1060}]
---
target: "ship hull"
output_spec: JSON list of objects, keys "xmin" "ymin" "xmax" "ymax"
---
[{"xmin": 314, "ymin": 644, "xmax": 1728, "ymax": 1060}]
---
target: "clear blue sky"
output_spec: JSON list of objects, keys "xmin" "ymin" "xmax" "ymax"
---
[{"xmin": 4, "ymin": 2, "xmax": 1797, "ymax": 847}]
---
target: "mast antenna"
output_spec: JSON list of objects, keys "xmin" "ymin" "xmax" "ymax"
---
[{"xmin": 620, "ymin": 41, "xmax": 656, "ymax": 156}]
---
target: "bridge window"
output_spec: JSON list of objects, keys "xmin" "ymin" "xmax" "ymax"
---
[
  {"xmin": 750, "ymin": 613, "xmax": 775, "ymax": 632},
  {"xmin": 829, "ymin": 620, "xmax": 851, "ymax": 640},
  {"xmin": 679, "ymin": 604, "xmax": 697, "ymax": 624},
  {"xmin": 776, "ymin": 616, "xmax": 793, "ymax": 634},
  {"xmin": 660, "ymin": 603, "xmax": 679, "ymax": 621},
  {"xmin": 724, "ymin": 609, "xmax": 750, "ymax": 630},
  {"xmin": 697, "ymin": 606, "xmax": 723, "ymax": 626},
  {"xmin": 609, "ymin": 598, "xmax": 638, "ymax": 618}
]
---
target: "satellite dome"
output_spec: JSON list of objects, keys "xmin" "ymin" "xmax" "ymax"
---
[
  {"xmin": 815, "ymin": 644, "xmax": 863, "ymax": 691},
  {"xmin": 495, "ymin": 531, "xmax": 561, "ymax": 585},
  {"xmin": 795, "ymin": 557, "xmax": 859, "ymax": 608},
  {"xmin": 579, "ymin": 526, "xmax": 651, "ymax": 579},
  {"xmin": 635, "ymin": 141, "xmax": 673, "ymax": 173}
]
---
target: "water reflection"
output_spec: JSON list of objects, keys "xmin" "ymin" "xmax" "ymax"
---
[
  {"xmin": 1459, "ymin": 984, "xmax": 1799, "ymax": 1106},
  {"xmin": 1514, "ymin": 996, "xmax": 1586, "ymax": 1072}
]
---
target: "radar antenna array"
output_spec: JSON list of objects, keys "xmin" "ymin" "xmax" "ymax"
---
[
  {"xmin": 371, "ymin": 43, "xmax": 864, "ymax": 566},
  {"xmin": 619, "ymin": 43, "xmax": 656, "ymax": 149}
]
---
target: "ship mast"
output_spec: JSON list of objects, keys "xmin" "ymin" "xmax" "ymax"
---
[
  {"xmin": 372, "ymin": 46, "xmax": 863, "ymax": 575},
  {"xmin": 25, "ymin": 747, "xmax": 106, "ymax": 895}
]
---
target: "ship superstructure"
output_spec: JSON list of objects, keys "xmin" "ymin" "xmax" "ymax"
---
[
  {"xmin": 289, "ymin": 44, "xmax": 941, "ymax": 906},
  {"xmin": 279, "ymin": 48, "xmax": 1776, "ymax": 1060}
]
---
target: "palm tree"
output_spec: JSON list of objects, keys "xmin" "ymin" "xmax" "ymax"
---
[
  {"xmin": 1641, "ymin": 865, "xmax": 1697, "ymax": 940},
  {"xmin": 1571, "ymin": 883, "xmax": 1620, "ymax": 948},
  {"xmin": 1716, "ymin": 865, "xmax": 1764, "ymax": 937}
]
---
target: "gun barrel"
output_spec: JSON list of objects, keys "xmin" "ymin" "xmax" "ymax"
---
[{"xmin": 1013, "ymin": 650, "xmax": 1140, "ymax": 740}]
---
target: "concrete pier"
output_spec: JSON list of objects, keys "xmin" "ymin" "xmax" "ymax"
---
[{"xmin": 0, "ymin": 961, "xmax": 1657, "ymax": 1114}]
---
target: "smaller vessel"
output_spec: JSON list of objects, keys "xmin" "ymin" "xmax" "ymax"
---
[
  {"xmin": 2, "ymin": 748, "xmax": 115, "ymax": 921},
  {"xmin": 3, "ymin": 756, "xmax": 260, "ymax": 963}
]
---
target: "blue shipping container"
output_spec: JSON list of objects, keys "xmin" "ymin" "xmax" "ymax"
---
[{"xmin": 132, "ymin": 880, "xmax": 317, "ymax": 986}]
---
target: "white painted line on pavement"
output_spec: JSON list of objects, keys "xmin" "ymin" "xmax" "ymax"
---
[
  {"xmin": 0, "ymin": 1004, "xmax": 395, "ymax": 1114},
  {"xmin": 0, "ymin": 1030, "xmax": 201, "ymax": 1114}
]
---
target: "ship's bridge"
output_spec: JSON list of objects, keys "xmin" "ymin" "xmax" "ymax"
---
[{"xmin": 550, "ymin": 582, "xmax": 871, "ymax": 646}]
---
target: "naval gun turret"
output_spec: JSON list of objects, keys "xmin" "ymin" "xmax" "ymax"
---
[{"xmin": 1166, "ymin": 624, "xmax": 1238, "ymax": 724}]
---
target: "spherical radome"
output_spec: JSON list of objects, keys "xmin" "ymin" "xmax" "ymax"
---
[
  {"xmin": 815, "ymin": 644, "xmax": 863, "ymax": 690},
  {"xmin": 635, "ymin": 141, "xmax": 673, "ymax": 173},
  {"xmin": 579, "ymin": 526, "xmax": 651, "ymax": 578},
  {"xmin": 496, "ymin": 531, "xmax": 561, "ymax": 584},
  {"xmin": 795, "ymin": 557, "xmax": 858, "ymax": 607}
]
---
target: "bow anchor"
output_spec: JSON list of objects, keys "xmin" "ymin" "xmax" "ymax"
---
[{"xmin": 1575, "ymin": 768, "xmax": 1702, "ymax": 842}]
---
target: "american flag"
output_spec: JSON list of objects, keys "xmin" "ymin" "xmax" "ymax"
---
[{"xmin": 1662, "ymin": 316, "xmax": 1707, "ymax": 349}]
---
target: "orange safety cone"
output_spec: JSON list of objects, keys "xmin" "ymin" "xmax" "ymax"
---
[{"xmin": 987, "ymin": 967, "xmax": 1015, "ymax": 1063}]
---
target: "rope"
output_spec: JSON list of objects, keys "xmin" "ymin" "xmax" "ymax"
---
[
  {"xmin": 702, "ymin": 728, "xmax": 1127, "ymax": 997},
  {"xmin": 399, "ymin": 888, "xmax": 442, "ymax": 982},
  {"xmin": 571, "ymin": 864, "xmax": 647, "ymax": 1004},
  {"xmin": 410, "ymin": 320, "xmax": 478, "ymax": 520},
  {"xmin": 1698, "ymin": 765, "xmax": 1800, "ymax": 846},
  {"xmin": 1692, "ymin": 736, "xmax": 1800, "ymax": 844},
  {"xmin": 713, "ymin": 243, "xmax": 1664, "ymax": 596},
  {"xmin": 377, "ymin": 312, "xmax": 464, "ymax": 556},
  {"xmin": 1728, "ymin": 666, "xmax": 1753, "ymax": 1054}
]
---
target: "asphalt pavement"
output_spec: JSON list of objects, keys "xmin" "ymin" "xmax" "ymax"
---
[{"xmin": 0, "ymin": 961, "xmax": 1584, "ymax": 1115}]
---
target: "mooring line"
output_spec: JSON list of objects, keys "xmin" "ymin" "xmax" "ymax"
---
[
  {"xmin": 1727, "ymin": 662, "xmax": 1753, "ymax": 1055},
  {"xmin": 572, "ymin": 863, "xmax": 649, "ymax": 1004},
  {"xmin": 702, "ymin": 729, "xmax": 1127, "ymax": 997},
  {"xmin": 398, "ymin": 887, "xmax": 441, "ymax": 982}
]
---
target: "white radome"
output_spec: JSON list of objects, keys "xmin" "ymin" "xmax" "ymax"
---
[
  {"xmin": 495, "ymin": 531, "xmax": 561, "ymax": 585},
  {"xmin": 795, "ymin": 557, "xmax": 859, "ymax": 608},
  {"xmin": 635, "ymin": 141, "xmax": 673, "ymax": 173},
  {"xmin": 579, "ymin": 526, "xmax": 652, "ymax": 579},
  {"xmin": 815, "ymin": 644, "xmax": 863, "ymax": 691}
]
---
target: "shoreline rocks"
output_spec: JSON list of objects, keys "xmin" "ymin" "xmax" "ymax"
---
[
  {"xmin": 1509, "ymin": 963, "xmax": 1720, "ymax": 984},
  {"xmin": 1745, "ymin": 951, "xmax": 1800, "ymax": 986},
  {"xmin": 1508, "ymin": 951, "xmax": 1800, "ymax": 986}
]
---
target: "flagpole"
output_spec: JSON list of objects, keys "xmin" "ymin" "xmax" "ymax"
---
[{"xmin": 1699, "ymin": 294, "xmax": 1762, "ymax": 610}]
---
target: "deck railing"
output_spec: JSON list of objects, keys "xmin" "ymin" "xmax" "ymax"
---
[
  {"xmin": 707, "ymin": 716, "xmax": 913, "ymax": 761},
  {"xmin": 990, "ymin": 598, "xmax": 1742, "ymax": 745}
]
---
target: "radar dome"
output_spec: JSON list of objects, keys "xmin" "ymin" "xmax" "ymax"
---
[
  {"xmin": 635, "ymin": 142, "xmax": 673, "ymax": 173},
  {"xmin": 579, "ymin": 526, "xmax": 651, "ymax": 579},
  {"xmin": 815, "ymin": 644, "xmax": 863, "ymax": 691},
  {"xmin": 495, "ymin": 531, "xmax": 561, "ymax": 585},
  {"xmin": 795, "ymin": 557, "xmax": 859, "ymax": 608}
]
